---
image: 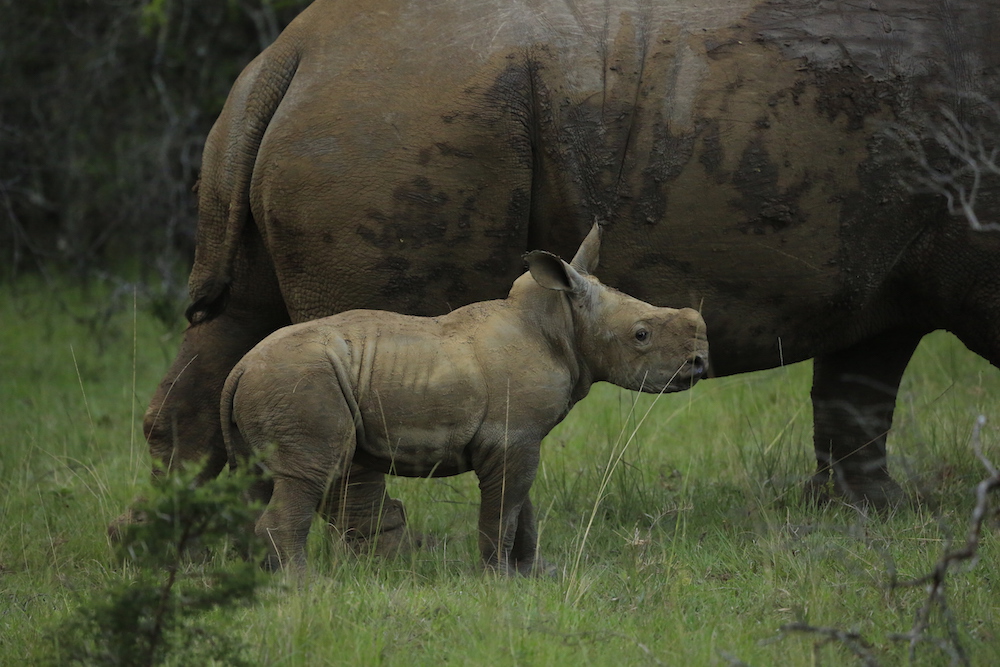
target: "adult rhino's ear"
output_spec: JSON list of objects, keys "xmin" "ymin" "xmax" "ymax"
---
[
  {"xmin": 570, "ymin": 222, "xmax": 601, "ymax": 274},
  {"xmin": 524, "ymin": 250, "xmax": 589, "ymax": 294}
]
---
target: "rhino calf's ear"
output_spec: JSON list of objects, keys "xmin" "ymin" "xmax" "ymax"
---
[
  {"xmin": 525, "ymin": 250, "xmax": 587, "ymax": 294},
  {"xmin": 569, "ymin": 222, "xmax": 602, "ymax": 274}
]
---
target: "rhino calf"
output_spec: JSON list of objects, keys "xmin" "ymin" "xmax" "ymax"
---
[{"xmin": 221, "ymin": 224, "xmax": 707, "ymax": 574}]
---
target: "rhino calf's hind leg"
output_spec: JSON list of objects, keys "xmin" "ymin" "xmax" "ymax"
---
[
  {"xmin": 238, "ymin": 368, "xmax": 357, "ymax": 572},
  {"xmin": 232, "ymin": 473, "xmax": 273, "ymax": 562},
  {"xmin": 257, "ymin": 476, "xmax": 326, "ymax": 572}
]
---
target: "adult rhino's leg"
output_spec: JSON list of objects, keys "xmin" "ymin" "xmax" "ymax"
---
[
  {"xmin": 320, "ymin": 466, "xmax": 409, "ymax": 558},
  {"xmin": 106, "ymin": 216, "xmax": 292, "ymax": 539},
  {"xmin": 807, "ymin": 329, "xmax": 925, "ymax": 508},
  {"xmin": 510, "ymin": 495, "xmax": 555, "ymax": 577}
]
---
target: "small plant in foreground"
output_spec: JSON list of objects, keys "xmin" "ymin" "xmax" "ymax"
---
[{"xmin": 43, "ymin": 467, "xmax": 266, "ymax": 667}]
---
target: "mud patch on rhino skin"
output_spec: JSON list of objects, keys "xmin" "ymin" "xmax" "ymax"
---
[
  {"xmin": 460, "ymin": 186, "xmax": 531, "ymax": 278},
  {"xmin": 525, "ymin": 31, "xmax": 676, "ymax": 227},
  {"xmin": 811, "ymin": 67, "xmax": 898, "ymax": 132},
  {"xmin": 704, "ymin": 36, "xmax": 747, "ymax": 61},
  {"xmin": 372, "ymin": 253, "xmax": 508, "ymax": 316},
  {"xmin": 357, "ymin": 214, "xmax": 393, "ymax": 250},
  {"xmin": 608, "ymin": 273, "xmax": 649, "ymax": 304},
  {"xmin": 357, "ymin": 178, "xmax": 458, "ymax": 250},
  {"xmin": 394, "ymin": 176, "xmax": 450, "ymax": 210},
  {"xmin": 835, "ymin": 134, "xmax": 949, "ymax": 303},
  {"xmin": 748, "ymin": 0, "xmax": 1000, "ymax": 90},
  {"xmin": 711, "ymin": 278, "xmax": 754, "ymax": 301},
  {"xmin": 417, "ymin": 143, "xmax": 477, "ymax": 167},
  {"xmin": 372, "ymin": 255, "xmax": 431, "ymax": 314},
  {"xmin": 766, "ymin": 81, "xmax": 806, "ymax": 110},
  {"xmin": 548, "ymin": 97, "xmax": 619, "ymax": 222},
  {"xmin": 467, "ymin": 61, "xmax": 535, "ymax": 169},
  {"xmin": 730, "ymin": 137, "xmax": 812, "ymax": 235},
  {"xmin": 426, "ymin": 263, "xmax": 473, "ymax": 308},
  {"xmin": 698, "ymin": 121, "xmax": 725, "ymax": 181},
  {"xmin": 457, "ymin": 196, "xmax": 477, "ymax": 229},
  {"xmin": 504, "ymin": 186, "xmax": 531, "ymax": 235},
  {"xmin": 634, "ymin": 116, "xmax": 699, "ymax": 226},
  {"xmin": 435, "ymin": 142, "xmax": 476, "ymax": 159}
]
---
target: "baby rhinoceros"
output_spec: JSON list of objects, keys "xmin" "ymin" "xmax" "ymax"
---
[{"xmin": 221, "ymin": 224, "xmax": 708, "ymax": 575}]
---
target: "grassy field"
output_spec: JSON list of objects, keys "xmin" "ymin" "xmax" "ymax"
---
[{"xmin": 1, "ymin": 276, "xmax": 998, "ymax": 666}]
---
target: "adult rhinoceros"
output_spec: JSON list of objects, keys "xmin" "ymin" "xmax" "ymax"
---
[{"xmin": 138, "ymin": 0, "xmax": 999, "ymax": 549}]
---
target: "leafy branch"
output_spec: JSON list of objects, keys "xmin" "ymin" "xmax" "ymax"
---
[{"xmin": 45, "ymin": 468, "xmax": 266, "ymax": 666}]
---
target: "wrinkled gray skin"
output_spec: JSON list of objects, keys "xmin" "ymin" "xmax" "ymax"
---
[
  {"xmin": 136, "ymin": 0, "xmax": 1000, "ymax": 548},
  {"xmin": 222, "ymin": 225, "xmax": 708, "ymax": 573}
]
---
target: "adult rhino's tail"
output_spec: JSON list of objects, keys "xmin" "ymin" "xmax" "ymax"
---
[{"xmin": 185, "ymin": 37, "xmax": 302, "ymax": 325}]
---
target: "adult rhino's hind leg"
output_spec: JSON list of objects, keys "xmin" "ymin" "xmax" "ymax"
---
[
  {"xmin": 320, "ymin": 465, "xmax": 409, "ymax": 558},
  {"xmin": 807, "ymin": 329, "xmax": 925, "ymax": 508}
]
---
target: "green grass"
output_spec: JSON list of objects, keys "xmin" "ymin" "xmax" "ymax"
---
[{"xmin": 2, "ymin": 276, "xmax": 998, "ymax": 665}]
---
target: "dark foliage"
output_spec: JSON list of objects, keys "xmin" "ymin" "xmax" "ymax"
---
[{"xmin": 0, "ymin": 0, "xmax": 309, "ymax": 279}]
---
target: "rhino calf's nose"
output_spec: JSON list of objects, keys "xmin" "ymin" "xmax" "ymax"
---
[{"xmin": 691, "ymin": 353, "xmax": 708, "ymax": 378}]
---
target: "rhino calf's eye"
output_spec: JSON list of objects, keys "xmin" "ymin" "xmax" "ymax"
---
[{"xmin": 635, "ymin": 329, "xmax": 649, "ymax": 342}]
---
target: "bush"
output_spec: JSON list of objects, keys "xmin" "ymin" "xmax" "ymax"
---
[{"xmin": 43, "ymin": 467, "xmax": 267, "ymax": 666}]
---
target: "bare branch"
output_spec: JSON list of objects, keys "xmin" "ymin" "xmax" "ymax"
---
[
  {"xmin": 890, "ymin": 95, "xmax": 1000, "ymax": 232},
  {"xmin": 776, "ymin": 622, "xmax": 880, "ymax": 667},
  {"xmin": 716, "ymin": 650, "xmax": 753, "ymax": 667},
  {"xmin": 887, "ymin": 415, "xmax": 999, "ymax": 666}
]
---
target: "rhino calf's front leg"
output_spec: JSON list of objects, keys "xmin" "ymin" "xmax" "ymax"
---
[{"xmin": 475, "ymin": 446, "xmax": 541, "ymax": 575}]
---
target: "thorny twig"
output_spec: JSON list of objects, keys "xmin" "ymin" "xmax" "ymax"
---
[{"xmin": 887, "ymin": 415, "xmax": 999, "ymax": 666}]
